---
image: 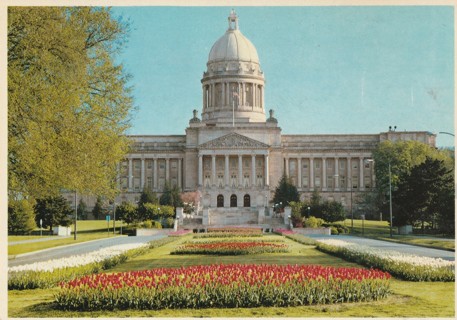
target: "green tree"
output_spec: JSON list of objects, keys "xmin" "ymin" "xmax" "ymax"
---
[
  {"xmin": 273, "ymin": 175, "xmax": 299, "ymax": 208},
  {"xmin": 393, "ymin": 157, "xmax": 454, "ymax": 231},
  {"xmin": 137, "ymin": 188, "xmax": 159, "ymax": 220},
  {"xmin": 115, "ymin": 201, "xmax": 138, "ymax": 225},
  {"xmin": 360, "ymin": 141, "xmax": 454, "ymax": 219},
  {"xmin": 159, "ymin": 182, "xmax": 183, "ymax": 209},
  {"xmin": 8, "ymin": 7, "xmax": 133, "ymax": 200},
  {"xmin": 92, "ymin": 196, "xmax": 104, "ymax": 220},
  {"xmin": 8, "ymin": 199, "xmax": 37, "ymax": 235},
  {"xmin": 77, "ymin": 199, "xmax": 88, "ymax": 220},
  {"xmin": 34, "ymin": 196, "xmax": 73, "ymax": 232},
  {"xmin": 289, "ymin": 201, "xmax": 304, "ymax": 227}
]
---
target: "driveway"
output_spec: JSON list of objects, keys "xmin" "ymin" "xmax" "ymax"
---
[
  {"xmin": 308, "ymin": 234, "xmax": 455, "ymax": 261},
  {"xmin": 8, "ymin": 235, "xmax": 166, "ymax": 268}
]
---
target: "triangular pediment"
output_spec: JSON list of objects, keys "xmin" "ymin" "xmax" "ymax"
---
[{"xmin": 199, "ymin": 133, "xmax": 269, "ymax": 149}]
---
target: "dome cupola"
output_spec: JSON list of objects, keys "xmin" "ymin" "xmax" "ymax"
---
[{"xmin": 201, "ymin": 10, "xmax": 266, "ymax": 124}]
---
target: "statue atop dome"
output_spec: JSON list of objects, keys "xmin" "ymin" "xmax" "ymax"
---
[{"xmin": 228, "ymin": 9, "xmax": 239, "ymax": 30}]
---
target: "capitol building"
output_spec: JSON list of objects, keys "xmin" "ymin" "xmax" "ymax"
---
[{"xmin": 101, "ymin": 11, "xmax": 435, "ymax": 225}]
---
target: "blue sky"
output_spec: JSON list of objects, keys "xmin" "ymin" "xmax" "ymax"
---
[{"xmin": 111, "ymin": 6, "xmax": 454, "ymax": 147}]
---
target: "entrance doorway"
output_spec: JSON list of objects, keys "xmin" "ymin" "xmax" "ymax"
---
[
  {"xmin": 217, "ymin": 194, "xmax": 224, "ymax": 207},
  {"xmin": 243, "ymin": 194, "xmax": 251, "ymax": 207},
  {"xmin": 230, "ymin": 194, "xmax": 237, "ymax": 207}
]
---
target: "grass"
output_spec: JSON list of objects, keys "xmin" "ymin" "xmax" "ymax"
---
[
  {"xmin": 8, "ymin": 220, "xmax": 125, "ymax": 256},
  {"xmin": 345, "ymin": 219, "xmax": 455, "ymax": 251},
  {"xmin": 8, "ymin": 234, "xmax": 455, "ymax": 318}
]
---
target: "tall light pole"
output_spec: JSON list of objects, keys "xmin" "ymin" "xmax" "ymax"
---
[
  {"xmin": 388, "ymin": 162, "xmax": 393, "ymax": 238},
  {"xmin": 74, "ymin": 191, "xmax": 78, "ymax": 240}
]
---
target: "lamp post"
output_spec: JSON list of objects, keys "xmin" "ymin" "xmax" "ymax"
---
[
  {"xmin": 388, "ymin": 161, "xmax": 393, "ymax": 238},
  {"xmin": 74, "ymin": 191, "xmax": 78, "ymax": 240},
  {"xmin": 307, "ymin": 206, "xmax": 310, "ymax": 218},
  {"xmin": 348, "ymin": 177, "xmax": 353, "ymax": 233},
  {"xmin": 113, "ymin": 202, "xmax": 117, "ymax": 235}
]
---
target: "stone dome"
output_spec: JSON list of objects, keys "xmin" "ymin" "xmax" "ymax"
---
[{"xmin": 208, "ymin": 10, "xmax": 259, "ymax": 64}]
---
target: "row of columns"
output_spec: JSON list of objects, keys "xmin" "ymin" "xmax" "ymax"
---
[
  {"xmin": 285, "ymin": 156, "xmax": 373, "ymax": 190},
  {"xmin": 198, "ymin": 154, "xmax": 269, "ymax": 188},
  {"xmin": 126, "ymin": 158, "xmax": 182, "ymax": 191},
  {"xmin": 203, "ymin": 82, "xmax": 264, "ymax": 109}
]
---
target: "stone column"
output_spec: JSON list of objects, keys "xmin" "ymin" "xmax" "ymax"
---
[
  {"xmin": 253, "ymin": 84, "xmax": 256, "ymax": 107},
  {"xmin": 128, "ymin": 158, "xmax": 133, "ymax": 191},
  {"xmin": 359, "ymin": 157, "xmax": 364, "ymax": 190},
  {"xmin": 335, "ymin": 157, "xmax": 339, "ymax": 190},
  {"xmin": 347, "ymin": 157, "xmax": 352, "ymax": 191},
  {"xmin": 242, "ymin": 82, "xmax": 246, "ymax": 106},
  {"xmin": 153, "ymin": 158, "xmax": 158, "ymax": 190},
  {"xmin": 211, "ymin": 83, "xmax": 215, "ymax": 108},
  {"xmin": 198, "ymin": 155, "xmax": 203, "ymax": 186},
  {"xmin": 221, "ymin": 83, "xmax": 225, "ymax": 107},
  {"xmin": 211, "ymin": 155, "xmax": 216, "ymax": 186},
  {"xmin": 298, "ymin": 158, "xmax": 302, "ymax": 188},
  {"xmin": 261, "ymin": 85, "xmax": 264, "ymax": 109},
  {"xmin": 322, "ymin": 158, "xmax": 327, "ymax": 190},
  {"xmin": 141, "ymin": 158, "xmax": 145, "ymax": 190},
  {"xmin": 226, "ymin": 82, "xmax": 230, "ymax": 106},
  {"xmin": 165, "ymin": 158, "xmax": 170, "ymax": 181},
  {"xmin": 238, "ymin": 155, "xmax": 243, "ymax": 187},
  {"xmin": 178, "ymin": 158, "xmax": 182, "ymax": 189},
  {"xmin": 285, "ymin": 158, "xmax": 289, "ymax": 177},
  {"xmin": 310, "ymin": 157, "xmax": 314, "ymax": 189},
  {"xmin": 264, "ymin": 154, "xmax": 269, "ymax": 186},
  {"xmin": 251, "ymin": 155, "xmax": 256, "ymax": 187},
  {"xmin": 225, "ymin": 155, "xmax": 229, "ymax": 186},
  {"xmin": 203, "ymin": 86, "xmax": 206, "ymax": 109}
]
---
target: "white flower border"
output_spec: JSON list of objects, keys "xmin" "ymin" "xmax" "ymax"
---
[
  {"xmin": 9, "ymin": 243, "xmax": 148, "ymax": 273},
  {"xmin": 316, "ymin": 239, "xmax": 454, "ymax": 268}
]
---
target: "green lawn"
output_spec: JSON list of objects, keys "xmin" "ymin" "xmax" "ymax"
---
[
  {"xmin": 8, "ymin": 220, "xmax": 125, "ymax": 256},
  {"xmin": 346, "ymin": 219, "xmax": 455, "ymax": 251},
  {"xmin": 8, "ymin": 234, "xmax": 455, "ymax": 318}
]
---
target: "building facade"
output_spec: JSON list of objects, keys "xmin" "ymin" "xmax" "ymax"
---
[{"xmin": 73, "ymin": 11, "xmax": 436, "ymax": 224}]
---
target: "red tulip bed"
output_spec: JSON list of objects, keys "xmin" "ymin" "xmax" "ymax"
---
[
  {"xmin": 55, "ymin": 264, "xmax": 391, "ymax": 310},
  {"xmin": 171, "ymin": 240, "xmax": 289, "ymax": 255}
]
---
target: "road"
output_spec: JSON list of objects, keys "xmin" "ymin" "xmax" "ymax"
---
[
  {"xmin": 307, "ymin": 234, "xmax": 455, "ymax": 261},
  {"xmin": 8, "ymin": 235, "xmax": 166, "ymax": 267}
]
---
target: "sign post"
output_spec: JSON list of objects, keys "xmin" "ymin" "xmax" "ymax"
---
[{"xmin": 106, "ymin": 215, "xmax": 111, "ymax": 236}]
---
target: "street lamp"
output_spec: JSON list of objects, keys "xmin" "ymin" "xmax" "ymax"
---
[
  {"xmin": 74, "ymin": 191, "xmax": 78, "ymax": 240},
  {"xmin": 388, "ymin": 161, "xmax": 393, "ymax": 238},
  {"xmin": 307, "ymin": 206, "xmax": 310, "ymax": 218}
]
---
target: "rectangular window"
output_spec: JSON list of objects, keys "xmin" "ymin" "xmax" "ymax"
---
[
  {"xmin": 352, "ymin": 161, "xmax": 358, "ymax": 169},
  {"xmin": 352, "ymin": 176, "xmax": 358, "ymax": 189},
  {"xmin": 315, "ymin": 162, "xmax": 320, "ymax": 169},
  {"xmin": 340, "ymin": 160, "xmax": 345, "ymax": 170},
  {"xmin": 364, "ymin": 176, "xmax": 371, "ymax": 188},
  {"xmin": 147, "ymin": 161, "xmax": 152, "ymax": 169},
  {"xmin": 302, "ymin": 177, "xmax": 309, "ymax": 187},
  {"xmin": 315, "ymin": 177, "xmax": 321, "ymax": 187},
  {"xmin": 327, "ymin": 176, "xmax": 333, "ymax": 188}
]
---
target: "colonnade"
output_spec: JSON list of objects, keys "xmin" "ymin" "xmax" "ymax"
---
[
  {"xmin": 284, "ymin": 156, "xmax": 375, "ymax": 191},
  {"xmin": 123, "ymin": 157, "xmax": 183, "ymax": 192},
  {"xmin": 203, "ymin": 81, "xmax": 264, "ymax": 109},
  {"xmin": 198, "ymin": 153, "xmax": 269, "ymax": 188}
]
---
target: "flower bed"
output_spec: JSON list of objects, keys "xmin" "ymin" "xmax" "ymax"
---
[
  {"xmin": 274, "ymin": 228, "xmax": 295, "ymax": 235},
  {"xmin": 171, "ymin": 241, "xmax": 288, "ymax": 255},
  {"xmin": 168, "ymin": 229, "xmax": 192, "ymax": 237},
  {"xmin": 55, "ymin": 264, "xmax": 391, "ymax": 310},
  {"xmin": 315, "ymin": 239, "xmax": 455, "ymax": 282},
  {"xmin": 207, "ymin": 227, "xmax": 262, "ymax": 233},
  {"xmin": 193, "ymin": 232, "xmax": 263, "ymax": 238},
  {"xmin": 8, "ymin": 237, "xmax": 177, "ymax": 290}
]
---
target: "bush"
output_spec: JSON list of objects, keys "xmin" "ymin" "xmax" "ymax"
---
[
  {"xmin": 163, "ymin": 217, "xmax": 175, "ymax": 228},
  {"xmin": 330, "ymin": 226, "xmax": 339, "ymax": 235},
  {"xmin": 141, "ymin": 220, "xmax": 162, "ymax": 229},
  {"xmin": 304, "ymin": 216, "xmax": 325, "ymax": 228}
]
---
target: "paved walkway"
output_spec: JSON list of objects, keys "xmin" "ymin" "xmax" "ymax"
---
[{"xmin": 308, "ymin": 234, "xmax": 455, "ymax": 261}]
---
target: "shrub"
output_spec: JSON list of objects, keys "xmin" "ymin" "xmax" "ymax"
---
[
  {"xmin": 141, "ymin": 220, "xmax": 162, "ymax": 229},
  {"xmin": 304, "ymin": 216, "xmax": 325, "ymax": 228},
  {"xmin": 330, "ymin": 226, "xmax": 339, "ymax": 235}
]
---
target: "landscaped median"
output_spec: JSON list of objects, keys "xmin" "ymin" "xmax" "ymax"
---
[
  {"xmin": 54, "ymin": 263, "xmax": 392, "ymax": 310},
  {"xmin": 8, "ymin": 237, "xmax": 178, "ymax": 290},
  {"xmin": 314, "ymin": 238, "xmax": 455, "ymax": 282}
]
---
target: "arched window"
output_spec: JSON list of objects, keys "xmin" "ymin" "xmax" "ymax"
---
[
  {"xmin": 230, "ymin": 194, "xmax": 237, "ymax": 207},
  {"xmin": 217, "ymin": 194, "xmax": 224, "ymax": 208},
  {"xmin": 243, "ymin": 194, "xmax": 251, "ymax": 207}
]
